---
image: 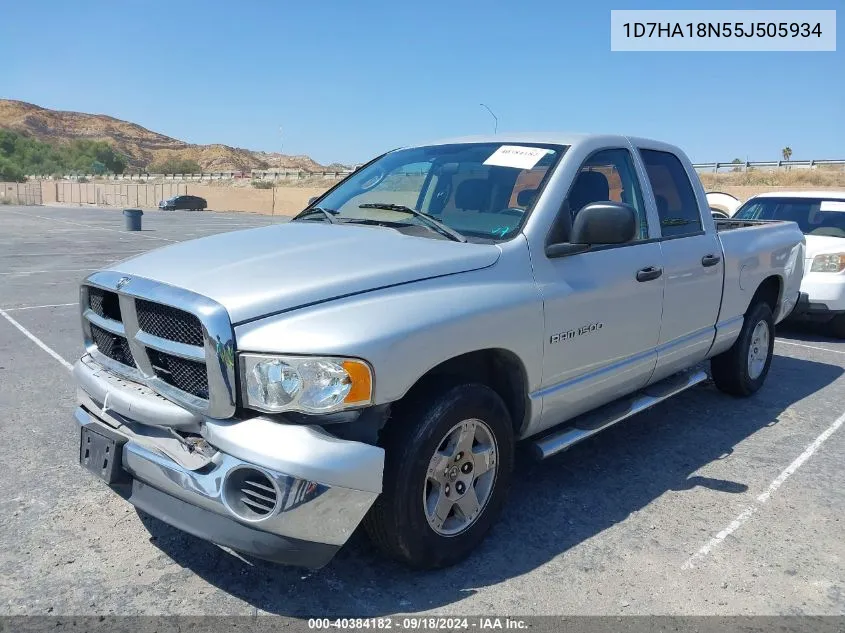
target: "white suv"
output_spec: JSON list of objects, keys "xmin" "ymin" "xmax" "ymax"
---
[{"xmin": 733, "ymin": 190, "xmax": 845, "ymax": 338}]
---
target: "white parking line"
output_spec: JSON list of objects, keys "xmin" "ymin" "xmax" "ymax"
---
[
  {"xmin": 683, "ymin": 409, "xmax": 845, "ymax": 569},
  {"xmin": 776, "ymin": 339, "xmax": 845, "ymax": 356},
  {"xmin": 2, "ymin": 303, "xmax": 77, "ymax": 311},
  {"xmin": 0, "ymin": 308, "xmax": 73, "ymax": 371}
]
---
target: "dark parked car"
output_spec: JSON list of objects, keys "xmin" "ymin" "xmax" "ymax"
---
[{"xmin": 159, "ymin": 195, "xmax": 207, "ymax": 211}]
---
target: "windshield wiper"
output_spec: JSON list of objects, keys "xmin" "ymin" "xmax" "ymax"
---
[
  {"xmin": 358, "ymin": 203, "xmax": 466, "ymax": 242},
  {"xmin": 292, "ymin": 207, "xmax": 339, "ymax": 224}
]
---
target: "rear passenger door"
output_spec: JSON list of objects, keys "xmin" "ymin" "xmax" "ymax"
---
[{"xmin": 638, "ymin": 148, "xmax": 723, "ymax": 381}]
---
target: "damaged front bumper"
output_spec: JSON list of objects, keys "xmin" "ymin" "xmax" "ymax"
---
[{"xmin": 73, "ymin": 355, "xmax": 384, "ymax": 569}]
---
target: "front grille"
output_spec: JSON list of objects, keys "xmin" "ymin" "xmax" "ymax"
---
[
  {"xmin": 136, "ymin": 299, "xmax": 204, "ymax": 346},
  {"xmin": 88, "ymin": 288, "xmax": 122, "ymax": 322},
  {"xmin": 148, "ymin": 349, "xmax": 209, "ymax": 399},
  {"xmin": 81, "ymin": 277, "xmax": 231, "ymax": 414},
  {"xmin": 90, "ymin": 324, "xmax": 135, "ymax": 367}
]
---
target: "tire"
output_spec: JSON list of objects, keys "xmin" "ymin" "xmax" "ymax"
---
[
  {"xmin": 364, "ymin": 382, "xmax": 514, "ymax": 569},
  {"xmin": 711, "ymin": 302, "xmax": 775, "ymax": 397}
]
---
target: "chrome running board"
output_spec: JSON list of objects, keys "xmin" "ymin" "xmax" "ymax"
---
[{"xmin": 531, "ymin": 369, "xmax": 709, "ymax": 460}]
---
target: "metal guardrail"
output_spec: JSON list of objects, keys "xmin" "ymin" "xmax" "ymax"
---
[{"xmin": 693, "ymin": 159, "xmax": 845, "ymax": 172}]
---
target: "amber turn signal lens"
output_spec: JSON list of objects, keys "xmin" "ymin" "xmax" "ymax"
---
[{"xmin": 343, "ymin": 359, "xmax": 373, "ymax": 405}]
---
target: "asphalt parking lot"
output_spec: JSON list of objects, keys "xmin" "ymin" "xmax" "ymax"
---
[{"xmin": 0, "ymin": 205, "xmax": 843, "ymax": 617}]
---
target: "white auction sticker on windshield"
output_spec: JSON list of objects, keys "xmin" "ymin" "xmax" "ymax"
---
[
  {"xmin": 820, "ymin": 200, "xmax": 845, "ymax": 212},
  {"xmin": 483, "ymin": 145, "xmax": 549, "ymax": 170}
]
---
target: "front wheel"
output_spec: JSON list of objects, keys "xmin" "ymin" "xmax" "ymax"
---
[
  {"xmin": 364, "ymin": 382, "xmax": 514, "ymax": 569},
  {"xmin": 711, "ymin": 302, "xmax": 775, "ymax": 397}
]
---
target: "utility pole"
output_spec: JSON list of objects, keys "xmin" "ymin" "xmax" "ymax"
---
[
  {"xmin": 479, "ymin": 104, "xmax": 498, "ymax": 134},
  {"xmin": 279, "ymin": 126, "xmax": 284, "ymax": 173}
]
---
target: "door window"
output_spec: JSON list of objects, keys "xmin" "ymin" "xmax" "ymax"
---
[
  {"xmin": 555, "ymin": 148, "xmax": 648, "ymax": 242},
  {"xmin": 639, "ymin": 149, "xmax": 702, "ymax": 238}
]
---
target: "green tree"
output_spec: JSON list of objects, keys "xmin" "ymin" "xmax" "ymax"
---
[
  {"xmin": 782, "ymin": 147, "xmax": 792, "ymax": 161},
  {"xmin": 0, "ymin": 130, "xmax": 127, "ymax": 178},
  {"xmin": 0, "ymin": 156, "xmax": 27, "ymax": 182}
]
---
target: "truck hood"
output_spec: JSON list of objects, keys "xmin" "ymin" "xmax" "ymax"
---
[{"xmin": 109, "ymin": 222, "xmax": 501, "ymax": 323}]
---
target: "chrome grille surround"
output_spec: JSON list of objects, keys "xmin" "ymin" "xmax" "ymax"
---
[{"xmin": 80, "ymin": 271, "xmax": 236, "ymax": 419}]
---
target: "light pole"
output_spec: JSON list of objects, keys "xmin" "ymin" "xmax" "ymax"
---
[
  {"xmin": 479, "ymin": 103, "xmax": 497, "ymax": 134},
  {"xmin": 278, "ymin": 126, "xmax": 284, "ymax": 172}
]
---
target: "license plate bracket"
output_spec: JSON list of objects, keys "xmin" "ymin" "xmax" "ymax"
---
[{"xmin": 79, "ymin": 424, "xmax": 127, "ymax": 484}]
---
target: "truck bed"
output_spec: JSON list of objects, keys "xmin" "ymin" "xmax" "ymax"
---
[{"xmin": 715, "ymin": 218, "xmax": 805, "ymax": 327}]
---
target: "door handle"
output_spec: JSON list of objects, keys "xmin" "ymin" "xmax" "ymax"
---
[
  {"xmin": 701, "ymin": 254, "xmax": 722, "ymax": 267},
  {"xmin": 636, "ymin": 266, "xmax": 663, "ymax": 282}
]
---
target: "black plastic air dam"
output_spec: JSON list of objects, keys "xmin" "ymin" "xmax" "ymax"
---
[{"xmin": 128, "ymin": 479, "xmax": 340, "ymax": 569}]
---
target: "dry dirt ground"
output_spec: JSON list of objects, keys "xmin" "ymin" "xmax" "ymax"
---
[{"xmin": 0, "ymin": 205, "xmax": 843, "ymax": 619}]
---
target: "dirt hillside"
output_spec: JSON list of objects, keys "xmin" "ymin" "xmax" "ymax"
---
[{"xmin": 0, "ymin": 99, "xmax": 333, "ymax": 172}]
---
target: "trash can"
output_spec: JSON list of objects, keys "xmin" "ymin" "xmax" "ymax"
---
[{"xmin": 123, "ymin": 209, "xmax": 143, "ymax": 231}]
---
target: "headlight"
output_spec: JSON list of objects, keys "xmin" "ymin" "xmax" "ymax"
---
[
  {"xmin": 240, "ymin": 354, "xmax": 373, "ymax": 414},
  {"xmin": 810, "ymin": 253, "xmax": 845, "ymax": 273}
]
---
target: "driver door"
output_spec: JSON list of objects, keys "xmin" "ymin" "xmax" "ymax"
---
[{"xmin": 532, "ymin": 147, "xmax": 665, "ymax": 433}]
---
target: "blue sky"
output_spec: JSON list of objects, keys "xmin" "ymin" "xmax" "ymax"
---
[{"xmin": 1, "ymin": 0, "xmax": 842, "ymax": 165}]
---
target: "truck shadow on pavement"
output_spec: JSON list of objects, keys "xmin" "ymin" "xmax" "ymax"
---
[
  {"xmin": 777, "ymin": 322, "xmax": 845, "ymax": 347},
  {"xmin": 138, "ymin": 353, "xmax": 842, "ymax": 617}
]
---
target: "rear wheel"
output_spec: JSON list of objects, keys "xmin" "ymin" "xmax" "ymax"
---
[
  {"xmin": 711, "ymin": 302, "xmax": 775, "ymax": 397},
  {"xmin": 364, "ymin": 382, "xmax": 514, "ymax": 569}
]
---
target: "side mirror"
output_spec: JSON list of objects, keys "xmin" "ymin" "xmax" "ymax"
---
[
  {"xmin": 570, "ymin": 201, "xmax": 637, "ymax": 245},
  {"xmin": 308, "ymin": 196, "xmax": 319, "ymax": 206},
  {"xmin": 546, "ymin": 201, "xmax": 637, "ymax": 258}
]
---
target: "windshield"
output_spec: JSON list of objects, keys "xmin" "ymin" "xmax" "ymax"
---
[
  {"xmin": 307, "ymin": 142, "xmax": 566, "ymax": 241},
  {"xmin": 734, "ymin": 197, "xmax": 845, "ymax": 238}
]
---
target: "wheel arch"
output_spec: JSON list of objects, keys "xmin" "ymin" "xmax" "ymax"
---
[
  {"xmin": 749, "ymin": 274, "xmax": 782, "ymax": 316},
  {"xmin": 399, "ymin": 348, "xmax": 530, "ymax": 436}
]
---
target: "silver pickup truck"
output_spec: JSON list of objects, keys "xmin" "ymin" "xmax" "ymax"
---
[{"xmin": 73, "ymin": 134, "xmax": 805, "ymax": 570}]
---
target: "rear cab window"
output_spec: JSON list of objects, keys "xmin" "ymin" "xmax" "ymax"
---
[{"xmin": 639, "ymin": 149, "xmax": 702, "ymax": 238}]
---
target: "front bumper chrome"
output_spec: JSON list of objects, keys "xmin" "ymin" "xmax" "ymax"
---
[{"xmin": 74, "ymin": 360, "xmax": 384, "ymax": 568}]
